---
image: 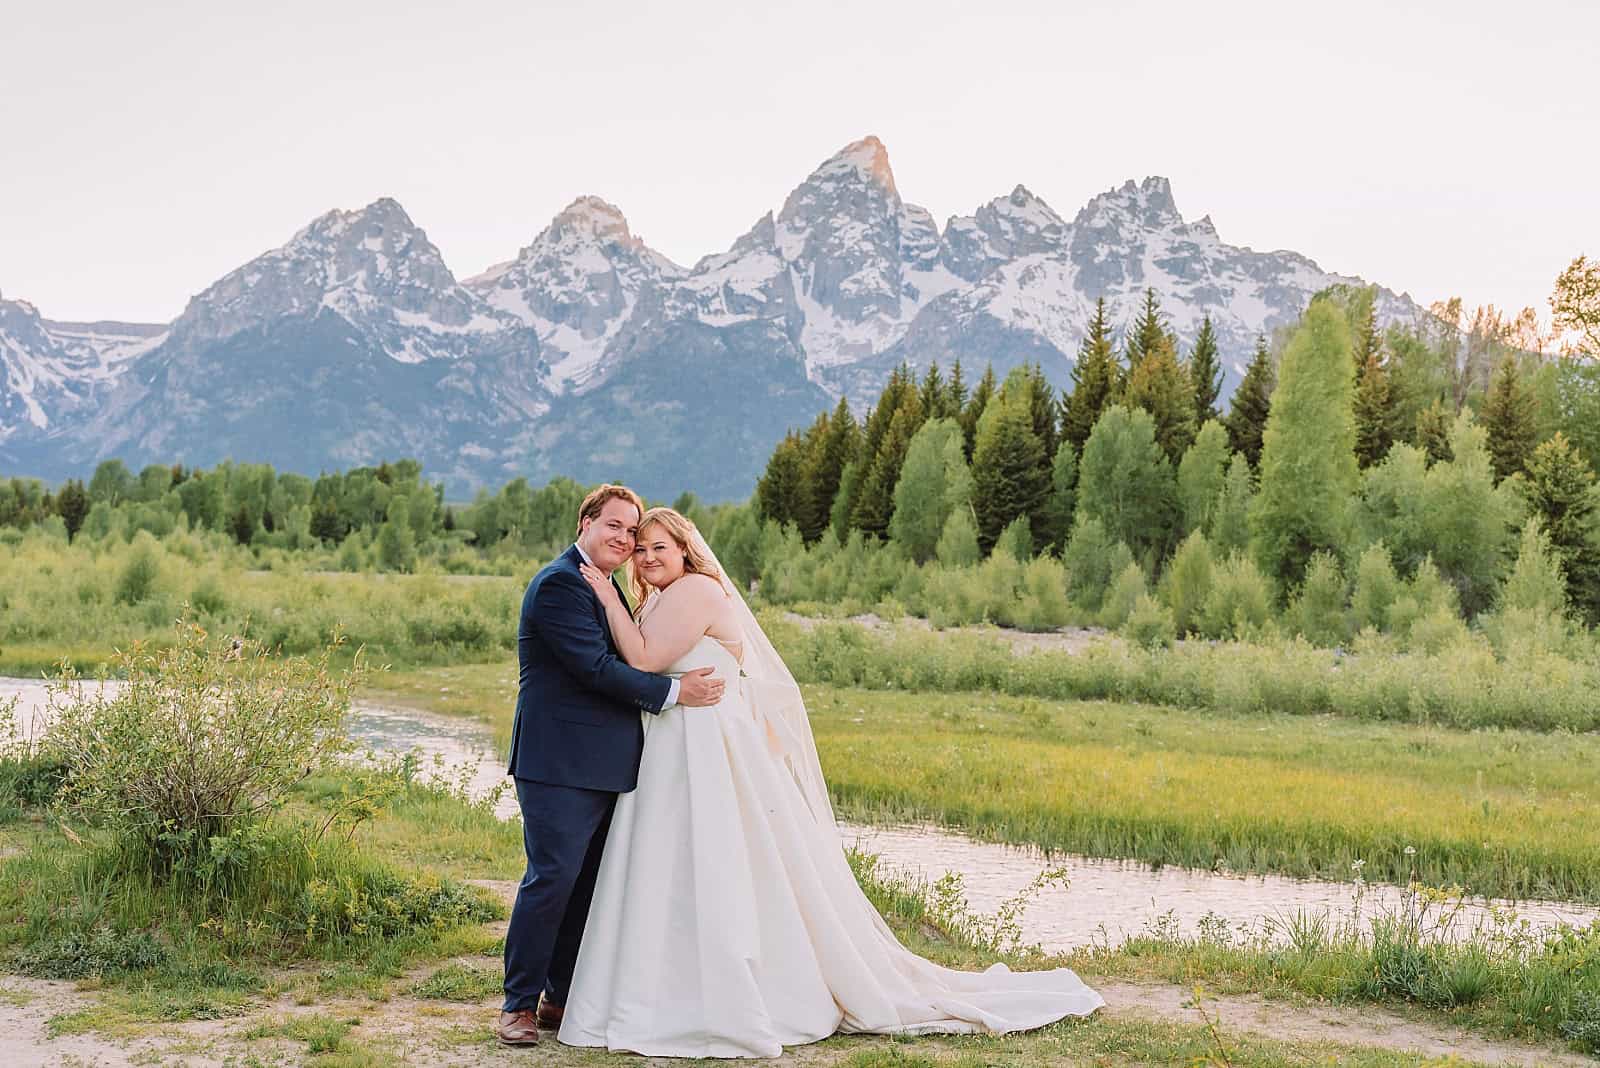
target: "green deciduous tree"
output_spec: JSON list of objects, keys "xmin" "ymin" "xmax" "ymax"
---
[
  {"xmin": 1210, "ymin": 453, "xmax": 1254, "ymax": 558},
  {"xmin": 1037, "ymin": 440, "xmax": 1078, "ymax": 553},
  {"xmin": 1076, "ymin": 404, "xmax": 1175, "ymax": 561},
  {"xmin": 1251, "ymin": 302, "xmax": 1359, "ymax": 592},
  {"xmin": 1176, "ymin": 420, "xmax": 1230, "ymax": 537},
  {"xmin": 889, "ymin": 419, "xmax": 972, "ymax": 563}
]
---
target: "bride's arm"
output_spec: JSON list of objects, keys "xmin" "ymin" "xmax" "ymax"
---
[{"xmin": 579, "ymin": 566, "xmax": 718, "ymax": 673}]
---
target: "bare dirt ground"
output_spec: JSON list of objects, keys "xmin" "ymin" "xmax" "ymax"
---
[{"xmin": 2, "ymin": 880, "xmax": 1590, "ymax": 1067}]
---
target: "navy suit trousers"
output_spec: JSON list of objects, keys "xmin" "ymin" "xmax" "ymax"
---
[{"xmin": 501, "ymin": 777, "xmax": 617, "ymax": 1013}]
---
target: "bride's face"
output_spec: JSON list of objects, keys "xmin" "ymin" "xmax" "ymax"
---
[{"xmin": 634, "ymin": 524, "xmax": 687, "ymax": 590}]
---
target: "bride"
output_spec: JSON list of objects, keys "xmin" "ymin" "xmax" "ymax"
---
[{"xmin": 559, "ymin": 507, "xmax": 1102, "ymax": 1057}]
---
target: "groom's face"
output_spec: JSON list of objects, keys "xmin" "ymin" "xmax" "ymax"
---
[{"xmin": 579, "ymin": 498, "xmax": 641, "ymax": 574}]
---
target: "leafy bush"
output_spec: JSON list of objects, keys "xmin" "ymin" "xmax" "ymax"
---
[
  {"xmin": 1350, "ymin": 542, "xmax": 1399, "ymax": 632},
  {"xmin": 1098, "ymin": 562, "xmax": 1147, "ymax": 630},
  {"xmin": 1563, "ymin": 991, "xmax": 1600, "ymax": 1053},
  {"xmin": 1198, "ymin": 554, "xmax": 1274, "ymax": 640},
  {"xmin": 1009, "ymin": 555, "xmax": 1071, "ymax": 632},
  {"xmin": 46, "ymin": 623, "xmax": 362, "ymax": 868},
  {"xmin": 1123, "ymin": 593, "xmax": 1175, "ymax": 650},
  {"xmin": 16, "ymin": 924, "xmax": 168, "ymax": 979},
  {"xmin": 1062, "ymin": 516, "xmax": 1132, "ymax": 615},
  {"xmin": 1162, "ymin": 530, "xmax": 1214, "ymax": 636},
  {"xmin": 113, "ymin": 532, "xmax": 163, "ymax": 605},
  {"xmin": 1287, "ymin": 551, "xmax": 1348, "ymax": 647}
]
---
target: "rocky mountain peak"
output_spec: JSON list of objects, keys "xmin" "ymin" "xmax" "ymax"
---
[
  {"xmin": 1074, "ymin": 176, "xmax": 1184, "ymax": 233},
  {"xmin": 170, "ymin": 197, "xmax": 502, "ymax": 361},
  {"xmin": 809, "ymin": 135, "xmax": 898, "ymax": 198}
]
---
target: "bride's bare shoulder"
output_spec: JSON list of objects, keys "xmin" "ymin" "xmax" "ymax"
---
[{"xmin": 668, "ymin": 573, "xmax": 724, "ymax": 600}]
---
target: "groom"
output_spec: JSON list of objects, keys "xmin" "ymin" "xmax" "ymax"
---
[{"xmin": 497, "ymin": 483, "xmax": 725, "ymax": 1046}]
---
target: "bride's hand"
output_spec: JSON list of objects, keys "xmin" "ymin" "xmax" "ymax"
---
[{"xmin": 578, "ymin": 563, "xmax": 622, "ymax": 609}]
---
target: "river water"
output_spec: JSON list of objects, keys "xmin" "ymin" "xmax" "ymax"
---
[{"xmin": 5, "ymin": 677, "xmax": 1597, "ymax": 951}]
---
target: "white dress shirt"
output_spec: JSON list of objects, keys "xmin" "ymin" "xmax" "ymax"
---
[{"xmin": 573, "ymin": 542, "xmax": 680, "ymax": 709}]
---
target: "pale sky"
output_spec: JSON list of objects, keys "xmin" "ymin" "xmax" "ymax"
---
[{"xmin": 3, "ymin": 0, "xmax": 1595, "ymax": 325}]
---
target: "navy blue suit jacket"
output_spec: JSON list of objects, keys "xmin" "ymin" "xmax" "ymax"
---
[{"xmin": 507, "ymin": 545, "xmax": 673, "ymax": 792}]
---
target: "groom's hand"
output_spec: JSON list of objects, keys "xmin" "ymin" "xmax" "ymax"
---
[{"xmin": 677, "ymin": 667, "xmax": 725, "ymax": 707}]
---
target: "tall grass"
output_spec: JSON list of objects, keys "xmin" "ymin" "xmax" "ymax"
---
[
  {"xmin": 0, "ymin": 530, "xmax": 525, "ymax": 672},
  {"xmin": 806, "ymin": 686, "xmax": 1600, "ymax": 902},
  {"xmin": 767, "ymin": 614, "xmax": 1600, "ymax": 732}
]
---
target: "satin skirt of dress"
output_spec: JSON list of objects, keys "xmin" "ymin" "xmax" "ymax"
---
[{"xmin": 559, "ymin": 638, "xmax": 1103, "ymax": 1058}]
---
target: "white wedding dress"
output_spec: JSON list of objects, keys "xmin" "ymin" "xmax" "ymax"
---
[{"xmin": 559, "ymin": 632, "xmax": 1103, "ymax": 1058}]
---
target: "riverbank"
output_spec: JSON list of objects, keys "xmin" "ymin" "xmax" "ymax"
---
[{"xmin": 362, "ymin": 658, "xmax": 1600, "ymax": 902}]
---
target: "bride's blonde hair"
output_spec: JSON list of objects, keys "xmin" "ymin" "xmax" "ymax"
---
[{"xmin": 628, "ymin": 507, "xmax": 726, "ymax": 610}]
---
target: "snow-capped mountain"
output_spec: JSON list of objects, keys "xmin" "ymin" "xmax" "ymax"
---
[
  {"xmin": 0, "ymin": 136, "xmax": 1430, "ymax": 499},
  {"xmin": 0, "ymin": 294, "xmax": 164, "ymax": 439},
  {"xmin": 466, "ymin": 196, "xmax": 683, "ymax": 391}
]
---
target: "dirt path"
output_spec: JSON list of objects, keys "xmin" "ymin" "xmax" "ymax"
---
[
  {"xmin": 3, "ymin": 967, "xmax": 1590, "ymax": 1067},
  {"xmin": 4, "ymin": 890, "xmax": 1589, "ymax": 1068}
]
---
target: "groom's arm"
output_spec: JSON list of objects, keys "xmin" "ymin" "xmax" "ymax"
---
[{"xmin": 532, "ymin": 570, "xmax": 675, "ymax": 713}]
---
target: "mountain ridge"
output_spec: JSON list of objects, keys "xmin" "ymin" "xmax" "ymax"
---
[{"xmin": 0, "ymin": 137, "xmax": 1428, "ymax": 499}]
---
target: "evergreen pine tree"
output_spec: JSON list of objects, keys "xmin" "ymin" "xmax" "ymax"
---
[
  {"xmin": 945, "ymin": 359, "xmax": 969, "ymax": 418},
  {"xmin": 1353, "ymin": 353, "xmax": 1403, "ymax": 468},
  {"xmin": 1355, "ymin": 295, "xmax": 1381, "ymax": 361},
  {"xmin": 1224, "ymin": 335, "xmax": 1274, "ymax": 469},
  {"xmin": 1189, "ymin": 316, "xmax": 1224, "ymax": 426},
  {"xmin": 796, "ymin": 400, "xmax": 860, "ymax": 541},
  {"xmin": 1124, "ymin": 288, "xmax": 1174, "ymax": 368},
  {"xmin": 1061, "ymin": 297, "xmax": 1122, "ymax": 455},
  {"xmin": 919, "ymin": 362, "xmax": 949, "ymax": 419},
  {"xmin": 755, "ymin": 432, "xmax": 807, "ymax": 527},
  {"xmin": 1415, "ymin": 398, "xmax": 1455, "ymax": 465},
  {"xmin": 1124, "ymin": 333, "xmax": 1198, "ymax": 464},
  {"xmin": 1025, "ymin": 363, "xmax": 1060, "ymax": 464},
  {"xmin": 1251, "ymin": 302, "xmax": 1360, "ymax": 591},
  {"xmin": 55, "ymin": 479, "xmax": 89, "ymax": 542},
  {"xmin": 1521, "ymin": 433, "xmax": 1600, "ymax": 622},
  {"xmin": 970, "ymin": 373, "xmax": 1049, "ymax": 554},
  {"xmin": 959, "ymin": 365, "xmax": 997, "ymax": 459},
  {"xmin": 1481, "ymin": 356, "xmax": 1540, "ymax": 483},
  {"xmin": 850, "ymin": 387, "xmax": 926, "ymax": 538}
]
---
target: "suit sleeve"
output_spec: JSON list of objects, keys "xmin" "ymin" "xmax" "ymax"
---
[{"xmin": 532, "ymin": 570, "xmax": 674, "ymax": 713}]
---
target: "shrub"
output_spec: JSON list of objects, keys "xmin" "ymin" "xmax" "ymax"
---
[
  {"xmin": 1123, "ymin": 593, "xmax": 1176, "ymax": 650},
  {"xmin": 935, "ymin": 509, "xmax": 981, "ymax": 568},
  {"xmin": 1350, "ymin": 542, "xmax": 1399, "ymax": 632},
  {"xmin": 1501, "ymin": 517, "xmax": 1568, "ymax": 616},
  {"xmin": 1163, "ymin": 530, "xmax": 1214, "ymax": 636},
  {"xmin": 16, "ymin": 925, "xmax": 167, "ymax": 979},
  {"xmin": 1008, "ymin": 555, "xmax": 1071, "ymax": 632},
  {"xmin": 1287, "ymin": 551, "xmax": 1349, "ymax": 647},
  {"xmin": 1063, "ymin": 516, "xmax": 1133, "ymax": 615},
  {"xmin": 113, "ymin": 532, "xmax": 163, "ymax": 605},
  {"xmin": 994, "ymin": 516, "xmax": 1033, "ymax": 564},
  {"xmin": 46, "ymin": 623, "xmax": 362, "ymax": 869},
  {"xmin": 1198, "ymin": 554, "xmax": 1274, "ymax": 640},
  {"xmin": 1098, "ymin": 562, "xmax": 1147, "ymax": 630}
]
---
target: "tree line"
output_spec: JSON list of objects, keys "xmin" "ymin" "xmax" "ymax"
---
[{"xmin": 753, "ymin": 274, "xmax": 1600, "ymax": 625}]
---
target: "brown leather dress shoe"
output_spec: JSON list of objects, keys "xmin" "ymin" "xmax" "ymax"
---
[
  {"xmin": 496, "ymin": 1009, "xmax": 540, "ymax": 1045},
  {"xmin": 536, "ymin": 995, "xmax": 564, "ymax": 1030}
]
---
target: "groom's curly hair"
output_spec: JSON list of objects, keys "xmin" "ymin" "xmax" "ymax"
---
[{"xmin": 576, "ymin": 483, "xmax": 645, "ymax": 535}]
